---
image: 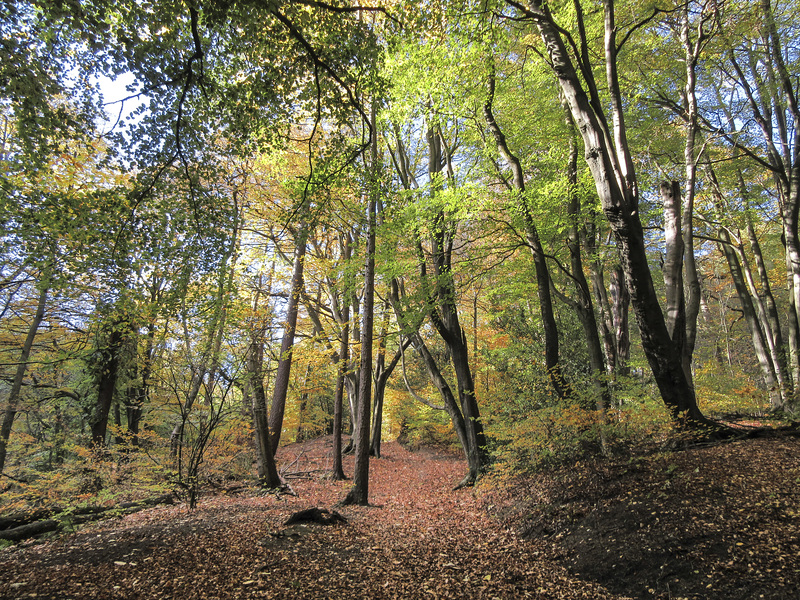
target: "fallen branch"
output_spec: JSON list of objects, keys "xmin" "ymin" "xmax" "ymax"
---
[
  {"xmin": 0, "ymin": 493, "xmax": 176, "ymax": 543},
  {"xmin": 282, "ymin": 468, "xmax": 328, "ymax": 480}
]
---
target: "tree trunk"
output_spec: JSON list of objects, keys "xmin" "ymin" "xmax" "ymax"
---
[
  {"xmin": 405, "ymin": 331, "xmax": 472, "ymax": 462},
  {"xmin": 678, "ymin": 2, "xmax": 707, "ymax": 393},
  {"xmin": 245, "ymin": 273, "xmax": 282, "ymax": 488},
  {"xmin": 483, "ymin": 69, "xmax": 567, "ymax": 399},
  {"xmin": 126, "ymin": 323, "xmax": 155, "ymax": 447},
  {"xmin": 519, "ymin": 0, "xmax": 709, "ymax": 425},
  {"xmin": 91, "ymin": 321, "xmax": 125, "ymax": 447},
  {"xmin": 724, "ymin": 0, "xmax": 800, "ymax": 408},
  {"xmin": 388, "ymin": 116, "xmax": 486, "ymax": 484},
  {"xmin": 342, "ymin": 195, "xmax": 375, "ymax": 506},
  {"xmin": 720, "ymin": 232, "xmax": 780, "ymax": 400},
  {"xmin": 744, "ymin": 201, "xmax": 789, "ymax": 393},
  {"xmin": 250, "ymin": 354, "xmax": 282, "ymax": 488},
  {"xmin": 0, "ymin": 282, "xmax": 48, "ymax": 476},
  {"xmin": 609, "ymin": 265, "xmax": 631, "ymax": 377},
  {"xmin": 295, "ymin": 363, "xmax": 312, "ymax": 442},
  {"xmin": 662, "ymin": 181, "xmax": 687, "ymax": 361},
  {"xmin": 343, "ymin": 101, "xmax": 378, "ymax": 506},
  {"xmin": 331, "ymin": 315, "xmax": 348, "ymax": 480},
  {"xmin": 564, "ymin": 113, "xmax": 612, "ymax": 418},
  {"xmin": 268, "ymin": 224, "xmax": 308, "ymax": 453},
  {"xmin": 706, "ymin": 164, "xmax": 786, "ymax": 408},
  {"xmin": 369, "ymin": 303, "xmax": 390, "ymax": 458},
  {"xmin": 389, "ymin": 281, "xmax": 474, "ymax": 475}
]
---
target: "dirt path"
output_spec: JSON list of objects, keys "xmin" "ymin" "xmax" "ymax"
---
[{"xmin": 0, "ymin": 440, "xmax": 624, "ymax": 599}]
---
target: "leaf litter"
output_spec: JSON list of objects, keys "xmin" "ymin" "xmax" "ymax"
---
[{"xmin": 0, "ymin": 435, "xmax": 797, "ymax": 599}]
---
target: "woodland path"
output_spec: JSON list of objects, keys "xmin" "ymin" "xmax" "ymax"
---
[{"xmin": 0, "ymin": 439, "xmax": 622, "ymax": 599}]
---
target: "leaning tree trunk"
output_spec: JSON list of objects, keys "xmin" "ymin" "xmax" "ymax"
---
[
  {"xmin": 446, "ymin": 327, "xmax": 487, "ymax": 486},
  {"xmin": 743, "ymin": 193, "xmax": 790, "ymax": 394},
  {"xmin": 719, "ymin": 230, "xmax": 780, "ymax": 400},
  {"xmin": 404, "ymin": 331, "xmax": 473, "ymax": 465},
  {"xmin": 722, "ymin": 0, "xmax": 800, "ymax": 407},
  {"xmin": 387, "ymin": 117, "xmax": 486, "ymax": 484},
  {"xmin": 426, "ymin": 125, "xmax": 488, "ymax": 485},
  {"xmin": 707, "ymin": 164, "xmax": 785, "ymax": 408},
  {"xmin": 389, "ymin": 281, "xmax": 473, "ymax": 473},
  {"xmin": 0, "ymin": 282, "xmax": 48, "ymax": 476}
]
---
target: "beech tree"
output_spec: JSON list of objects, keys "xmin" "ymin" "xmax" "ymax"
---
[{"xmin": 500, "ymin": 0, "xmax": 713, "ymax": 426}]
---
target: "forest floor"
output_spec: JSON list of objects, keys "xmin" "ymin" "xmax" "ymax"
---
[{"xmin": 0, "ymin": 434, "xmax": 798, "ymax": 599}]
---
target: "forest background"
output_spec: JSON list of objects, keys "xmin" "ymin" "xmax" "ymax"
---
[{"xmin": 2, "ymin": 0, "xmax": 799, "ymax": 513}]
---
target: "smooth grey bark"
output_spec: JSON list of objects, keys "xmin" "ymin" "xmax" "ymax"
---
[
  {"xmin": 676, "ymin": 1, "xmax": 715, "ymax": 391},
  {"xmin": 662, "ymin": 181, "xmax": 687, "ymax": 367},
  {"xmin": 584, "ymin": 220, "xmax": 630, "ymax": 380},
  {"xmin": 244, "ymin": 269, "xmax": 282, "ymax": 488},
  {"xmin": 0, "ymin": 281, "xmax": 48, "ymax": 476}
]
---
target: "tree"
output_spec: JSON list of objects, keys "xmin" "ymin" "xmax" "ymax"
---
[
  {"xmin": 342, "ymin": 101, "xmax": 380, "ymax": 506},
  {"xmin": 503, "ymin": 0, "xmax": 712, "ymax": 426},
  {"xmin": 483, "ymin": 67, "xmax": 569, "ymax": 400},
  {"xmin": 0, "ymin": 275, "xmax": 48, "ymax": 475},
  {"xmin": 709, "ymin": 0, "xmax": 800, "ymax": 409},
  {"xmin": 268, "ymin": 222, "xmax": 309, "ymax": 453},
  {"xmin": 243, "ymin": 269, "xmax": 282, "ymax": 488}
]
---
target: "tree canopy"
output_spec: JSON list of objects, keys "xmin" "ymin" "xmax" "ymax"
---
[{"xmin": 2, "ymin": 0, "xmax": 799, "ymax": 510}]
